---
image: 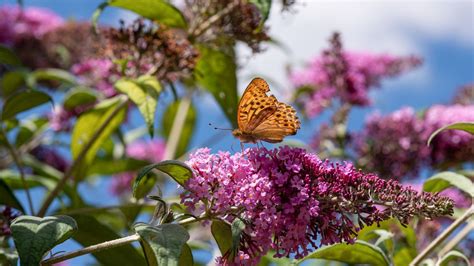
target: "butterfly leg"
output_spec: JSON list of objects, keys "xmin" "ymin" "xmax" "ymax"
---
[{"xmin": 240, "ymin": 142, "xmax": 245, "ymax": 153}]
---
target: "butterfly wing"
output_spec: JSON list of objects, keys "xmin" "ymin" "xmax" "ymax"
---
[
  {"xmin": 237, "ymin": 78, "xmax": 278, "ymax": 132},
  {"xmin": 250, "ymin": 102, "xmax": 301, "ymax": 143}
]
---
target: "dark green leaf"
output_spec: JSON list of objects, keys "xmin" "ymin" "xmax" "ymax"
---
[
  {"xmin": 115, "ymin": 77, "xmax": 161, "ymax": 137},
  {"xmin": 1, "ymin": 71, "xmax": 25, "ymax": 97},
  {"xmin": 95, "ymin": 0, "xmax": 187, "ymax": 28},
  {"xmin": 438, "ymin": 250, "xmax": 470, "ymax": 266},
  {"xmin": 71, "ymin": 214, "xmax": 146, "ymax": 265},
  {"xmin": 423, "ymin": 171, "xmax": 474, "ymax": 198},
  {"xmin": 427, "ymin": 122, "xmax": 474, "ymax": 146},
  {"xmin": 1, "ymin": 90, "xmax": 52, "ymax": 120},
  {"xmin": 32, "ymin": 68, "xmax": 77, "ymax": 85},
  {"xmin": 133, "ymin": 160, "xmax": 193, "ymax": 198},
  {"xmin": 63, "ymin": 87, "xmax": 98, "ymax": 110},
  {"xmin": 87, "ymin": 158, "xmax": 149, "ymax": 176},
  {"xmin": 178, "ymin": 244, "xmax": 193, "ymax": 266},
  {"xmin": 162, "ymin": 100, "xmax": 196, "ymax": 158},
  {"xmin": 195, "ymin": 45, "xmax": 238, "ymax": 127},
  {"xmin": 71, "ymin": 96, "xmax": 127, "ymax": 180},
  {"xmin": 0, "ymin": 179, "xmax": 25, "ymax": 213},
  {"xmin": 297, "ymin": 240, "xmax": 390, "ymax": 266},
  {"xmin": 231, "ymin": 219, "xmax": 245, "ymax": 255},
  {"xmin": 135, "ymin": 223, "xmax": 190, "ymax": 266},
  {"xmin": 15, "ymin": 117, "xmax": 48, "ymax": 146},
  {"xmin": 134, "ymin": 173, "xmax": 157, "ymax": 200},
  {"xmin": 10, "ymin": 215, "xmax": 77, "ymax": 266},
  {"xmin": 249, "ymin": 0, "xmax": 272, "ymax": 22},
  {"xmin": 211, "ymin": 220, "xmax": 232, "ymax": 256},
  {"xmin": 0, "ymin": 45, "xmax": 22, "ymax": 66},
  {"xmin": 0, "ymin": 247, "xmax": 18, "ymax": 266}
]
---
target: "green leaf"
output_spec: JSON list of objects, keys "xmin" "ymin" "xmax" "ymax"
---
[
  {"xmin": 0, "ymin": 247, "xmax": 18, "ymax": 266},
  {"xmin": 71, "ymin": 214, "xmax": 146, "ymax": 265},
  {"xmin": 0, "ymin": 179, "xmax": 25, "ymax": 213},
  {"xmin": 211, "ymin": 220, "xmax": 232, "ymax": 256},
  {"xmin": 195, "ymin": 45, "xmax": 238, "ymax": 127},
  {"xmin": 423, "ymin": 171, "xmax": 474, "ymax": 198},
  {"xmin": 249, "ymin": 0, "xmax": 272, "ymax": 22},
  {"xmin": 15, "ymin": 117, "xmax": 48, "ymax": 146},
  {"xmin": 1, "ymin": 90, "xmax": 52, "ymax": 120},
  {"xmin": 71, "ymin": 96, "xmax": 127, "ymax": 180},
  {"xmin": 32, "ymin": 68, "xmax": 77, "ymax": 85},
  {"xmin": 0, "ymin": 45, "xmax": 22, "ymax": 66},
  {"xmin": 135, "ymin": 223, "xmax": 190, "ymax": 266},
  {"xmin": 427, "ymin": 122, "xmax": 474, "ymax": 146},
  {"xmin": 10, "ymin": 215, "xmax": 77, "ymax": 266},
  {"xmin": 133, "ymin": 160, "xmax": 193, "ymax": 198},
  {"xmin": 437, "ymin": 250, "xmax": 470, "ymax": 266},
  {"xmin": 162, "ymin": 100, "xmax": 196, "ymax": 158},
  {"xmin": 115, "ymin": 76, "xmax": 161, "ymax": 137},
  {"xmin": 1, "ymin": 71, "xmax": 25, "ymax": 97},
  {"xmin": 95, "ymin": 0, "xmax": 187, "ymax": 28},
  {"xmin": 178, "ymin": 244, "xmax": 193, "ymax": 266},
  {"xmin": 394, "ymin": 247, "xmax": 416, "ymax": 266},
  {"xmin": 87, "ymin": 158, "xmax": 149, "ymax": 176},
  {"xmin": 63, "ymin": 87, "xmax": 98, "ymax": 110},
  {"xmin": 297, "ymin": 240, "xmax": 390, "ymax": 266}
]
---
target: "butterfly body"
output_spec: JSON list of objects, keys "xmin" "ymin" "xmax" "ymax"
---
[{"xmin": 233, "ymin": 77, "xmax": 300, "ymax": 143}]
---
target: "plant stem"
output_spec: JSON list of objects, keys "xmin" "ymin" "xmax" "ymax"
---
[
  {"xmin": 189, "ymin": 0, "xmax": 239, "ymax": 37},
  {"xmin": 40, "ymin": 234, "xmax": 140, "ymax": 265},
  {"xmin": 37, "ymin": 97, "xmax": 128, "ymax": 217},
  {"xmin": 163, "ymin": 96, "xmax": 191, "ymax": 160},
  {"xmin": 409, "ymin": 205, "xmax": 474, "ymax": 265},
  {"xmin": 40, "ymin": 214, "xmax": 207, "ymax": 265},
  {"xmin": 438, "ymin": 220, "xmax": 474, "ymax": 257},
  {"xmin": 1, "ymin": 127, "xmax": 35, "ymax": 214}
]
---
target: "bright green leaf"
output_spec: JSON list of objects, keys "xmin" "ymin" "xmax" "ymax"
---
[
  {"xmin": 162, "ymin": 100, "xmax": 196, "ymax": 158},
  {"xmin": 71, "ymin": 214, "xmax": 146, "ymax": 265},
  {"xmin": 115, "ymin": 77, "xmax": 161, "ymax": 137},
  {"xmin": 95, "ymin": 0, "xmax": 187, "ymax": 28},
  {"xmin": 195, "ymin": 45, "xmax": 238, "ymax": 127},
  {"xmin": 133, "ymin": 160, "xmax": 193, "ymax": 198},
  {"xmin": 1, "ymin": 90, "xmax": 52, "ymax": 120},
  {"xmin": 10, "ymin": 215, "xmax": 77, "ymax": 266},
  {"xmin": 135, "ymin": 223, "xmax": 190, "ymax": 266},
  {"xmin": 1, "ymin": 71, "xmax": 25, "ymax": 97},
  {"xmin": 297, "ymin": 240, "xmax": 390, "ymax": 266},
  {"xmin": 437, "ymin": 250, "xmax": 470, "ymax": 266},
  {"xmin": 0, "ymin": 45, "xmax": 22, "ymax": 66},
  {"xmin": 423, "ymin": 171, "xmax": 474, "ymax": 198},
  {"xmin": 71, "ymin": 96, "xmax": 127, "ymax": 180},
  {"xmin": 63, "ymin": 87, "xmax": 98, "ymax": 110},
  {"xmin": 249, "ymin": 0, "xmax": 272, "ymax": 22},
  {"xmin": 427, "ymin": 122, "xmax": 474, "ymax": 146},
  {"xmin": 0, "ymin": 179, "xmax": 25, "ymax": 213},
  {"xmin": 394, "ymin": 247, "xmax": 416, "ymax": 266},
  {"xmin": 32, "ymin": 68, "xmax": 77, "ymax": 85},
  {"xmin": 211, "ymin": 220, "xmax": 232, "ymax": 256}
]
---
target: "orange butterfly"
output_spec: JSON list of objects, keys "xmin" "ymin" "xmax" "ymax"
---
[{"xmin": 232, "ymin": 77, "xmax": 300, "ymax": 143}]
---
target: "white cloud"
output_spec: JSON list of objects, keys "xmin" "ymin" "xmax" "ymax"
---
[{"xmin": 238, "ymin": 0, "xmax": 473, "ymax": 98}]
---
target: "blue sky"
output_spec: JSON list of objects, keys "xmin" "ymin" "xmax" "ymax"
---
[{"xmin": 3, "ymin": 0, "xmax": 473, "ymax": 265}]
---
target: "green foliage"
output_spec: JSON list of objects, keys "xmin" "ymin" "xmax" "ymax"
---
[
  {"xmin": 0, "ymin": 45, "xmax": 22, "ymax": 66},
  {"xmin": 162, "ymin": 100, "xmax": 197, "ymax": 158},
  {"xmin": 10, "ymin": 215, "xmax": 77, "ymax": 266},
  {"xmin": 249, "ymin": 0, "xmax": 272, "ymax": 22},
  {"xmin": 115, "ymin": 76, "xmax": 162, "ymax": 137},
  {"xmin": 94, "ymin": 0, "xmax": 187, "ymax": 28},
  {"xmin": 427, "ymin": 122, "xmax": 474, "ymax": 146},
  {"xmin": 0, "ymin": 248, "xmax": 18, "ymax": 266},
  {"xmin": 1, "ymin": 71, "xmax": 26, "ymax": 97},
  {"xmin": 0, "ymin": 179, "xmax": 25, "ymax": 213},
  {"xmin": 32, "ymin": 68, "xmax": 77, "ymax": 85},
  {"xmin": 211, "ymin": 220, "xmax": 233, "ymax": 256},
  {"xmin": 134, "ymin": 223, "xmax": 190, "ymax": 266},
  {"xmin": 63, "ymin": 87, "xmax": 98, "ymax": 110},
  {"xmin": 438, "ymin": 250, "xmax": 470, "ymax": 266},
  {"xmin": 195, "ymin": 45, "xmax": 238, "ymax": 127},
  {"xmin": 1, "ymin": 90, "xmax": 52, "ymax": 121},
  {"xmin": 71, "ymin": 96, "xmax": 127, "ymax": 180},
  {"xmin": 423, "ymin": 171, "xmax": 474, "ymax": 198},
  {"xmin": 71, "ymin": 214, "xmax": 146, "ymax": 265},
  {"xmin": 133, "ymin": 160, "xmax": 193, "ymax": 198},
  {"xmin": 297, "ymin": 240, "xmax": 390, "ymax": 266}
]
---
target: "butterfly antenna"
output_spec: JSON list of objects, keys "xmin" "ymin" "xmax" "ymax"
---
[{"xmin": 208, "ymin": 123, "xmax": 232, "ymax": 131}]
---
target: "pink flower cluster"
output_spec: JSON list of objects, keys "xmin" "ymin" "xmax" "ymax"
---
[
  {"xmin": 182, "ymin": 146, "xmax": 453, "ymax": 265},
  {"xmin": 71, "ymin": 59, "xmax": 118, "ymax": 98},
  {"xmin": 290, "ymin": 33, "xmax": 421, "ymax": 117},
  {"xmin": 111, "ymin": 139, "xmax": 166, "ymax": 195},
  {"xmin": 0, "ymin": 5, "xmax": 63, "ymax": 45},
  {"xmin": 354, "ymin": 104, "xmax": 474, "ymax": 178}
]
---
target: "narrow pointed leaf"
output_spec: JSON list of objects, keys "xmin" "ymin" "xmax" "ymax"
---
[
  {"xmin": 32, "ymin": 68, "xmax": 77, "ymax": 85},
  {"xmin": 427, "ymin": 122, "xmax": 474, "ymax": 146},
  {"xmin": 423, "ymin": 171, "xmax": 474, "ymax": 198},
  {"xmin": 0, "ymin": 179, "xmax": 25, "ymax": 213},
  {"xmin": 1, "ymin": 90, "xmax": 52, "ymax": 120},
  {"xmin": 437, "ymin": 250, "xmax": 470, "ymax": 266}
]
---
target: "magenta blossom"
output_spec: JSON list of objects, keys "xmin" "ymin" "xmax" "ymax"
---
[
  {"xmin": 290, "ymin": 33, "xmax": 421, "ymax": 117},
  {"xmin": 0, "ymin": 5, "xmax": 63, "ymax": 45},
  {"xmin": 182, "ymin": 146, "xmax": 453, "ymax": 265},
  {"xmin": 110, "ymin": 139, "xmax": 166, "ymax": 195},
  {"xmin": 71, "ymin": 59, "xmax": 118, "ymax": 98}
]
